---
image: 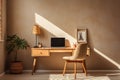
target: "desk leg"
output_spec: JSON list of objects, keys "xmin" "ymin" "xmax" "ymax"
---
[{"xmin": 32, "ymin": 57, "xmax": 37, "ymax": 75}]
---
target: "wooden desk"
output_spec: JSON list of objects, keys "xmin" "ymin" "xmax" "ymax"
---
[{"xmin": 31, "ymin": 47, "xmax": 74, "ymax": 74}]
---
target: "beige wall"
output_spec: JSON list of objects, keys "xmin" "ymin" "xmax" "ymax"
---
[
  {"xmin": 0, "ymin": 42, "xmax": 5, "ymax": 74},
  {"xmin": 0, "ymin": 0, "xmax": 6, "ymax": 74},
  {"xmin": 7, "ymin": 0, "xmax": 120, "ymax": 70}
]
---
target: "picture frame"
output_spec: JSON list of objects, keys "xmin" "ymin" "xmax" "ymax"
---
[{"xmin": 77, "ymin": 29, "xmax": 87, "ymax": 43}]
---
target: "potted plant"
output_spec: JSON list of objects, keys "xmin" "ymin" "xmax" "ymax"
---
[{"xmin": 6, "ymin": 34, "xmax": 29, "ymax": 73}]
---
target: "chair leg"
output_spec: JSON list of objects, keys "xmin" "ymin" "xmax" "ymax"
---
[
  {"xmin": 81, "ymin": 60, "xmax": 87, "ymax": 76},
  {"xmin": 63, "ymin": 61, "xmax": 67, "ymax": 76},
  {"xmin": 74, "ymin": 62, "xmax": 77, "ymax": 79},
  {"xmin": 84, "ymin": 60, "xmax": 87, "ymax": 76},
  {"xmin": 81, "ymin": 61, "xmax": 85, "ymax": 73}
]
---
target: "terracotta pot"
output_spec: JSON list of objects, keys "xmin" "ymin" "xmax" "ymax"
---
[{"xmin": 10, "ymin": 61, "xmax": 23, "ymax": 74}]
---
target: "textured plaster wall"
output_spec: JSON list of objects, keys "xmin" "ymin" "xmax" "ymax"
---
[
  {"xmin": 7, "ymin": 0, "xmax": 120, "ymax": 70},
  {"xmin": 0, "ymin": 42, "xmax": 5, "ymax": 74}
]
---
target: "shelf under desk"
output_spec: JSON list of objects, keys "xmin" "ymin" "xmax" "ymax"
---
[{"xmin": 31, "ymin": 47, "xmax": 75, "ymax": 74}]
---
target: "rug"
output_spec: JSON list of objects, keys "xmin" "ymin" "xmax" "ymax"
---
[{"xmin": 49, "ymin": 73, "xmax": 110, "ymax": 80}]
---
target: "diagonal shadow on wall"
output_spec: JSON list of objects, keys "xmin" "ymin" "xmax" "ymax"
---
[
  {"xmin": 94, "ymin": 48, "xmax": 120, "ymax": 69},
  {"xmin": 35, "ymin": 13, "xmax": 77, "ymax": 46}
]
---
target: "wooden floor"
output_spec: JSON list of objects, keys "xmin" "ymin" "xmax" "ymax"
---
[{"xmin": 0, "ymin": 72, "xmax": 120, "ymax": 80}]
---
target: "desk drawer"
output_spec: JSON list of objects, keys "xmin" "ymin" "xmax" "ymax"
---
[{"xmin": 32, "ymin": 49, "xmax": 50, "ymax": 56}]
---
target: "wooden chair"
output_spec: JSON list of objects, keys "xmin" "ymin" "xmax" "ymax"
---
[{"xmin": 62, "ymin": 43, "xmax": 87, "ymax": 79}]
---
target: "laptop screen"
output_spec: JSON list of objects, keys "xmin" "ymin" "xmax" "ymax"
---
[{"xmin": 51, "ymin": 37, "xmax": 65, "ymax": 47}]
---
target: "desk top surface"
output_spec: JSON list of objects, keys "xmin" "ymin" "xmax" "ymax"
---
[{"xmin": 32, "ymin": 47, "xmax": 75, "ymax": 50}]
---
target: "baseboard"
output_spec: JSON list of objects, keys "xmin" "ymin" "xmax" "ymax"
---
[
  {"xmin": 23, "ymin": 70, "xmax": 120, "ymax": 73},
  {"xmin": 88, "ymin": 70, "xmax": 120, "ymax": 73},
  {"xmin": 0, "ymin": 72, "xmax": 5, "ymax": 76}
]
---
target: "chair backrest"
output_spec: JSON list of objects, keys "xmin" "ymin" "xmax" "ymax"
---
[{"xmin": 72, "ymin": 43, "xmax": 86, "ymax": 59}]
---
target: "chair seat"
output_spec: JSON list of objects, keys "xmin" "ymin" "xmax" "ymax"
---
[{"xmin": 63, "ymin": 56, "xmax": 85, "ymax": 61}]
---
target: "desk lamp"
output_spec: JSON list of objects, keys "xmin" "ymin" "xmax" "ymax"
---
[{"xmin": 32, "ymin": 25, "xmax": 40, "ymax": 48}]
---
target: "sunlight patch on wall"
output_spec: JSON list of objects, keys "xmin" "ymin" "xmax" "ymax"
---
[
  {"xmin": 94, "ymin": 48, "xmax": 120, "ymax": 69},
  {"xmin": 35, "ymin": 13, "xmax": 77, "ymax": 46}
]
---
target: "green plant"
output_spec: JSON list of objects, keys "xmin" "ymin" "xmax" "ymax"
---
[{"xmin": 6, "ymin": 34, "xmax": 29, "ymax": 62}]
